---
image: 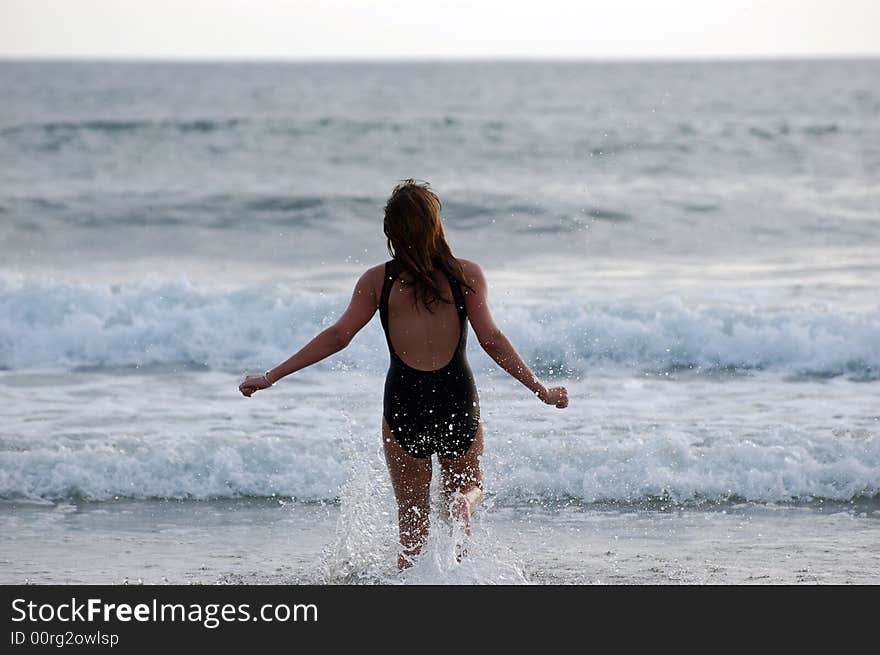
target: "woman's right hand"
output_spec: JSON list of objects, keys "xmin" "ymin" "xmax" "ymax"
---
[
  {"xmin": 239, "ymin": 374, "xmax": 272, "ymax": 397},
  {"xmin": 538, "ymin": 386, "xmax": 569, "ymax": 408}
]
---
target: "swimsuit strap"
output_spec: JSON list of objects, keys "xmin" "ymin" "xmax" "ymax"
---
[
  {"xmin": 443, "ymin": 269, "xmax": 468, "ymax": 323},
  {"xmin": 379, "ymin": 258, "xmax": 401, "ymax": 339}
]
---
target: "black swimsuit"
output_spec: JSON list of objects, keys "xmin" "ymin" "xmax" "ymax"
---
[{"xmin": 379, "ymin": 258, "xmax": 480, "ymax": 459}]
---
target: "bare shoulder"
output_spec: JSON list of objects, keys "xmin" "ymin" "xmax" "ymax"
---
[
  {"xmin": 361, "ymin": 262, "xmax": 386, "ymax": 279},
  {"xmin": 456, "ymin": 258, "xmax": 487, "ymax": 288},
  {"xmin": 356, "ymin": 263, "xmax": 386, "ymax": 302}
]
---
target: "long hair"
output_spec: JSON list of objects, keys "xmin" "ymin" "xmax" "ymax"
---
[{"xmin": 383, "ymin": 178, "xmax": 474, "ymax": 312}]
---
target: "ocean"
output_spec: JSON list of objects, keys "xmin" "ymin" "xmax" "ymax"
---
[{"xmin": 1, "ymin": 60, "xmax": 878, "ymax": 584}]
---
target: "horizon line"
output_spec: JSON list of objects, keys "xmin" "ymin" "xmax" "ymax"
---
[{"xmin": 1, "ymin": 53, "xmax": 878, "ymax": 65}]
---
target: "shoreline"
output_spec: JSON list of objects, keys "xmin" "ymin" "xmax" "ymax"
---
[{"xmin": 2, "ymin": 498, "xmax": 877, "ymax": 585}]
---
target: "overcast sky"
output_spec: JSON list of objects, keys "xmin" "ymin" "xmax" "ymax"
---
[{"xmin": 1, "ymin": 0, "xmax": 878, "ymax": 60}]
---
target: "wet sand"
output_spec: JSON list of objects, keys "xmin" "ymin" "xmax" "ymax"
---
[{"xmin": 2, "ymin": 498, "xmax": 877, "ymax": 585}]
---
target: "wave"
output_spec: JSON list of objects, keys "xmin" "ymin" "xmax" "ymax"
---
[
  {"xmin": 0, "ymin": 434, "xmax": 347, "ymax": 502},
  {"xmin": 6, "ymin": 192, "xmax": 558, "ymax": 231},
  {"xmin": 1, "ymin": 424, "xmax": 876, "ymax": 504},
  {"xmin": 1, "ymin": 115, "xmax": 421, "ymax": 150},
  {"xmin": 1, "ymin": 274, "xmax": 878, "ymax": 378},
  {"xmin": 491, "ymin": 425, "xmax": 880, "ymax": 506},
  {"xmin": 1, "ymin": 118, "xmax": 243, "ymax": 137},
  {"xmin": 585, "ymin": 206, "xmax": 632, "ymax": 222},
  {"xmin": 747, "ymin": 122, "xmax": 842, "ymax": 141},
  {"xmin": 1, "ymin": 116, "xmax": 414, "ymax": 139},
  {"xmin": 3, "ymin": 193, "xmax": 379, "ymax": 229}
]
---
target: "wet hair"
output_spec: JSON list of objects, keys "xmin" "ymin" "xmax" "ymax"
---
[{"xmin": 383, "ymin": 178, "xmax": 474, "ymax": 312}]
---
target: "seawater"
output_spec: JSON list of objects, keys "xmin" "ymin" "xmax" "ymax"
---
[{"xmin": 1, "ymin": 60, "xmax": 878, "ymax": 509}]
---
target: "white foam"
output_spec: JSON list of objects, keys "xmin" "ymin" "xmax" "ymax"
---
[
  {"xmin": 488, "ymin": 424, "xmax": 880, "ymax": 504},
  {"xmin": 1, "ymin": 273, "xmax": 878, "ymax": 377},
  {"xmin": 1, "ymin": 274, "xmax": 878, "ymax": 505},
  {"xmin": 1, "ymin": 419, "xmax": 876, "ymax": 504},
  {"xmin": 0, "ymin": 435, "xmax": 348, "ymax": 502}
]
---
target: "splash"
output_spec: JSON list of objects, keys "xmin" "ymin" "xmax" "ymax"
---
[{"xmin": 319, "ymin": 420, "xmax": 530, "ymax": 585}]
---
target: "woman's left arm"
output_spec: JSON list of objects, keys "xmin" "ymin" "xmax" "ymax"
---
[{"xmin": 239, "ymin": 266, "xmax": 381, "ymax": 397}]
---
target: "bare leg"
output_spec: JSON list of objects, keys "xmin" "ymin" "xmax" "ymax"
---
[
  {"xmin": 439, "ymin": 423, "xmax": 484, "ymax": 536},
  {"xmin": 382, "ymin": 417, "xmax": 432, "ymax": 570}
]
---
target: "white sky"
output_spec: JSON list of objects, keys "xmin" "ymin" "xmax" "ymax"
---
[{"xmin": 1, "ymin": 0, "xmax": 878, "ymax": 60}]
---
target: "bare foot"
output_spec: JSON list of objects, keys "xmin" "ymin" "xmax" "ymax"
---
[
  {"xmin": 449, "ymin": 491, "xmax": 472, "ymax": 536},
  {"xmin": 449, "ymin": 487, "xmax": 484, "ymax": 533}
]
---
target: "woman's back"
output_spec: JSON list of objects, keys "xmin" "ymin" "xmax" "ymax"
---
[{"xmin": 385, "ymin": 266, "xmax": 463, "ymax": 371}]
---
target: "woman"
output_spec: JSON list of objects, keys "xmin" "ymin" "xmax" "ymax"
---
[{"xmin": 239, "ymin": 179, "xmax": 568, "ymax": 569}]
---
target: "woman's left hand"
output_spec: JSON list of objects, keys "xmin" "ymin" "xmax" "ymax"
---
[{"xmin": 239, "ymin": 374, "xmax": 272, "ymax": 397}]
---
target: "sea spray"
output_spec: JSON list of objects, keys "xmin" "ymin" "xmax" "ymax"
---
[
  {"xmin": 317, "ymin": 410, "xmax": 531, "ymax": 584},
  {"xmin": 319, "ymin": 414, "xmax": 399, "ymax": 584}
]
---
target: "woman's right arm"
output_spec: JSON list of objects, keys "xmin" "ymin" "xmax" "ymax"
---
[
  {"xmin": 239, "ymin": 266, "xmax": 381, "ymax": 397},
  {"xmin": 460, "ymin": 259, "xmax": 568, "ymax": 409}
]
